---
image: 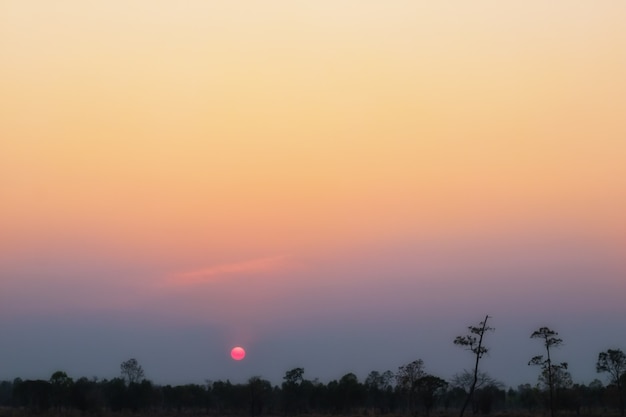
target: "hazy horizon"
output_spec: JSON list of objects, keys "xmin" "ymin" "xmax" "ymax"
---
[
  {"xmin": 1, "ymin": 1, "xmax": 625, "ymax": 390},
  {"xmin": 2, "ymin": 312, "xmax": 625, "ymax": 389}
]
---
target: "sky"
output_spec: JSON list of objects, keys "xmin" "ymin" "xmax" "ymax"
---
[{"xmin": 1, "ymin": 1, "xmax": 625, "ymax": 389}]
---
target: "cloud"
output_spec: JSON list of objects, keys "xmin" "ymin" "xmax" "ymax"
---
[{"xmin": 164, "ymin": 255, "xmax": 289, "ymax": 286}]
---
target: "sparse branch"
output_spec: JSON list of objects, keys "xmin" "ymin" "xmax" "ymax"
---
[
  {"xmin": 454, "ymin": 315, "xmax": 493, "ymax": 417},
  {"xmin": 529, "ymin": 327, "xmax": 564, "ymax": 417},
  {"xmin": 451, "ymin": 370, "xmax": 504, "ymax": 392}
]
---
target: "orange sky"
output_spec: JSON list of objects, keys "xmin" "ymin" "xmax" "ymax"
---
[
  {"xmin": 1, "ymin": 0, "xmax": 625, "ymax": 385},
  {"xmin": 3, "ymin": 1, "xmax": 625, "ymax": 261}
]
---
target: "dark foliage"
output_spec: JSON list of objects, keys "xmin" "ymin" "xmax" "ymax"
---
[{"xmin": 1, "ymin": 337, "xmax": 624, "ymax": 416}]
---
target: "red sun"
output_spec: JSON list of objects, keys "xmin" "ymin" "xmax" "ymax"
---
[{"xmin": 230, "ymin": 346, "xmax": 246, "ymax": 361}]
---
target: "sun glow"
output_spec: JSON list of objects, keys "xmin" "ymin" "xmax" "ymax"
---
[{"xmin": 230, "ymin": 347, "xmax": 246, "ymax": 361}]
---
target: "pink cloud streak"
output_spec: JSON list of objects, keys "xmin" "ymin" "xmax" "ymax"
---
[{"xmin": 165, "ymin": 255, "xmax": 289, "ymax": 286}]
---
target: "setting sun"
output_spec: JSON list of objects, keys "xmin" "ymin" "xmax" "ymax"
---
[{"xmin": 230, "ymin": 347, "xmax": 246, "ymax": 361}]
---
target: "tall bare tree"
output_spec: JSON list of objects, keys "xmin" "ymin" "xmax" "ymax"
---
[
  {"xmin": 529, "ymin": 327, "xmax": 566, "ymax": 417},
  {"xmin": 454, "ymin": 315, "xmax": 493, "ymax": 417},
  {"xmin": 597, "ymin": 348, "xmax": 626, "ymax": 416}
]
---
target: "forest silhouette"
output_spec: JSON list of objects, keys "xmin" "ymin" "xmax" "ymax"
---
[{"xmin": 2, "ymin": 320, "xmax": 625, "ymax": 416}]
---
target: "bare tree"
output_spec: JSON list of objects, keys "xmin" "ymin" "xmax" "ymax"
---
[
  {"xmin": 454, "ymin": 315, "xmax": 493, "ymax": 417},
  {"xmin": 120, "ymin": 358, "xmax": 145, "ymax": 385},
  {"xmin": 529, "ymin": 327, "xmax": 567, "ymax": 417},
  {"xmin": 365, "ymin": 370, "xmax": 394, "ymax": 391},
  {"xmin": 597, "ymin": 348, "xmax": 626, "ymax": 416},
  {"xmin": 451, "ymin": 370, "xmax": 503, "ymax": 392},
  {"xmin": 538, "ymin": 365, "xmax": 572, "ymax": 391}
]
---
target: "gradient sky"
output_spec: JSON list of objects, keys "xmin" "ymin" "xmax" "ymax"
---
[{"xmin": 1, "ymin": 1, "xmax": 625, "ymax": 388}]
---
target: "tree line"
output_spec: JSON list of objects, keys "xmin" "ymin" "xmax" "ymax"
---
[{"xmin": 1, "ymin": 320, "xmax": 624, "ymax": 416}]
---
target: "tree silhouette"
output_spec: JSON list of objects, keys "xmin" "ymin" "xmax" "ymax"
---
[
  {"xmin": 49, "ymin": 371, "xmax": 73, "ymax": 410},
  {"xmin": 454, "ymin": 314, "xmax": 493, "ymax": 417},
  {"xmin": 247, "ymin": 376, "xmax": 273, "ymax": 416},
  {"xmin": 529, "ymin": 326, "xmax": 567, "ymax": 417},
  {"xmin": 104, "ymin": 378, "xmax": 128, "ymax": 411},
  {"xmin": 335, "ymin": 373, "xmax": 364, "ymax": 413},
  {"xmin": 282, "ymin": 367, "xmax": 305, "ymax": 415},
  {"xmin": 451, "ymin": 370, "xmax": 503, "ymax": 414},
  {"xmin": 396, "ymin": 359, "xmax": 426, "ymax": 415},
  {"xmin": 365, "ymin": 370, "xmax": 394, "ymax": 412},
  {"xmin": 120, "ymin": 358, "xmax": 145, "ymax": 385},
  {"xmin": 13, "ymin": 379, "xmax": 51, "ymax": 411},
  {"xmin": 451, "ymin": 370, "xmax": 502, "ymax": 392},
  {"xmin": 597, "ymin": 348, "xmax": 626, "ymax": 416},
  {"xmin": 417, "ymin": 374, "xmax": 447, "ymax": 417},
  {"xmin": 538, "ymin": 364, "xmax": 573, "ymax": 391},
  {"xmin": 71, "ymin": 377, "xmax": 103, "ymax": 412}
]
